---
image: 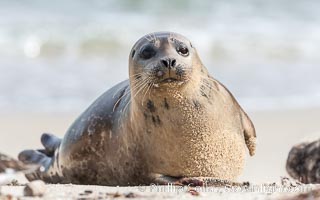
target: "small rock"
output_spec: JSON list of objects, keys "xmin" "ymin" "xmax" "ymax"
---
[
  {"xmin": 281, "ymin": 176, "xmax": 302, "ymax": 188},
  {"xmin": 0, "ymin": 153, "xmax": 28, "ymax": 173},
  {"xmin": 113, "ymin": 192, "xmax": 121, "ymax": 198},
  {"xmin": 243, "ymin": 181, "xmax": 250, "ymax": 187},
  {"xmin": 4, "ymin": 194, "xmax": 13, "ymax": 200},
  {"xmin": 106, "ymin": 192, "xmax": 122, "ymax": 198},
  {"xmin": 125, "ymin": 192, "xmax": 138, "ymax": 198},
  {"xmin": 24, "ymin": 180, "xmax": 46, "ymax": 197},
  {"xmin": 84, "ymin": 190, "xmax": 93, "ymax": 194},
  {"xmin": 188, "ymin": 188, "xmax": 200, "ymax": 196},
  {"xmin": 6, "ymin": 179, "xmax": 19, "ymax": 186}
]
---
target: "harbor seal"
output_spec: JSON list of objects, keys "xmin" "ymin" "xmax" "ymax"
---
[
  {"xmin": 286, "ymin": 140, "xmax": 320, "ymax": 183},
  {"xmin": 18, "ymin": 32, "xmax": 256, "ymax": 186}
]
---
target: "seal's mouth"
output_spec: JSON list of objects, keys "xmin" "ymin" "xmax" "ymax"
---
[
  {"xmin": 152, "ymin": 77, "xmax": 186, "ymax": 88},
  {"xmin": 149, "ymin": 62, "xmax": 190, "ymax": 86},
  {"xmin": 160, "ymin": 78, "xmax": 179, "ymax": 83}
]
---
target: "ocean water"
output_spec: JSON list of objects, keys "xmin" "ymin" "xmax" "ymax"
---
[{"xmin": 0, "ymin": 0, "xmax": 320, "ymax": 112}]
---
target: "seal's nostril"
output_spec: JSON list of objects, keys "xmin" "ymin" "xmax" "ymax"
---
[
  {"xmin": 171, "ymin": 59, "xmax": 176, "ymax": 67},
  {"xmin": 161, "ymin": 59, "xmax": 169, "ymax": 68},
  {"xmin": 161, "ymin": 58, "xmax": 176, "ymax": 68}
]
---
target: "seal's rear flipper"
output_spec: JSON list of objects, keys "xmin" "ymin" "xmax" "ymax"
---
[
  {"xmin": 40, "ymin": 133, "xmax": 61, "ymax": 156},
  {"xmin": 18, "ymin": 133, "xmax": 61, "ymax": 182},
  {"xmin": 18, "ymin": 150, "xmax": 51, "ymax": 181}
]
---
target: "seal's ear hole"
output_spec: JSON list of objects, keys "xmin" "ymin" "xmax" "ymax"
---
[
  {"xmin": 131, "ymin": 50, "xmax": 136, "ymax": 58},
  {"xmin": 190, "ymin": 42, "xmax": 193, "ymax": 48}
]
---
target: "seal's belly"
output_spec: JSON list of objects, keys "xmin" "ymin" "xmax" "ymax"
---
[
  {"xmin": 147, "ymin": 128, "xmax": 246, "ymax": 180},
  {"xmin": 138, "ymin": 85, "xmax": 248, "ymax": 181},
  {"xmin": 142, "ymin": 100, "xmax": 247, "ymax": 180}
]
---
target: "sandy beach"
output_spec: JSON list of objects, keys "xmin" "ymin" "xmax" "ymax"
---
[
  {"xmin": 1, "ymin": 1, "xmax": 319, "ymax": 199},
  {"xmin": 0, "ymin": 107, "xmax": 319, "ymax": 199},
  {"xmin": 1, "ymin": 107, "xmax": 319, "ymax": 183},
  {"xmin": 1, "ymin": 183, "xmax": 318, "ymax": 200}
]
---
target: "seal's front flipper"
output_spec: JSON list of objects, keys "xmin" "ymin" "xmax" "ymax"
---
[
  {"xmin": 240, "ymin": 110, "xmax": 256, "ymax": 156},
  {"xmin": 172, "ymin": 177, "xmax": 237, "ymax": 187},
  {"xmin": 150, "ymin": 174, "xmax": 181, "ymax": 185},
  {"xmin": 179, "ymin": 177, "xmax": 247, "ymax": 187},
  {"xmin": 150, "ymin": 174, "xmax": 245, "ymax": 187}
]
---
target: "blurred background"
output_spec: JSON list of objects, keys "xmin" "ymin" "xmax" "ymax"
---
[{"xmin": 0, "ymin": 0, "xmax": 319, "ymax": 183}]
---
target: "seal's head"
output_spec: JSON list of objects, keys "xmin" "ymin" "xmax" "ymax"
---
[{"xmin": 129, "ymin": 32, "xmax": 202, "ymax": 88}]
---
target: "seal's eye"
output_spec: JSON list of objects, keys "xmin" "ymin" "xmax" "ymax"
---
[
  {"xmin": 177, "ymin": 45, "xmax": 189, "ymax": 56},
  {"xmin": 140, "ymin": 45, "xmax": 156, "ymax": 59}
]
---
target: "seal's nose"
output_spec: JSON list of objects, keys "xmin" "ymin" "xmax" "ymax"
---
[{"xmin": 161, "ymin": 58, "xmax": 176, "ymax": 69}]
